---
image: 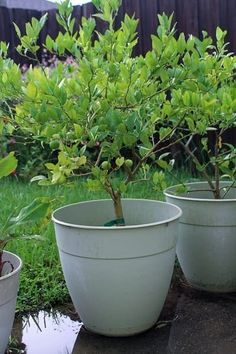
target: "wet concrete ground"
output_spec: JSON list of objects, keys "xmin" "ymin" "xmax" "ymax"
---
[{"xmin": 9, "ymin": 274, "xmax": 236, "ymax": 354}]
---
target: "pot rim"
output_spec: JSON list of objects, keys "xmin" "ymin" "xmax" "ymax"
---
[
  {"xmin": 164, "ymin": 181, "xmax": 236, "ymax": 202},
  {"xmin": 0, "ymin": 250, "xmax": 22, "ymax": 281},
  {"xmin": 52, "ymin": 198, "xmax": 182, "ymax": 230}
]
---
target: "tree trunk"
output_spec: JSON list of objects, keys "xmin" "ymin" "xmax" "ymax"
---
[{"xmin": 113, "ymin": 191, "xmax": 125, "ymax": 225}]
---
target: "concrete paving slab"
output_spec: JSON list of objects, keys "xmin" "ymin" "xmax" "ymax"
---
[
  {"xmin": 168, "ymin": 290, "xmax": 236, "ymax": 354},
  {"xmin": 72, "ymin": 325, "xmax": 170, "ymax": 354}
]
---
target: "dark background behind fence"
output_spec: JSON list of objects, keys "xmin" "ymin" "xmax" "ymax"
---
[{"xmin": 1, "ymin": 0, "xmax": 236, "ymax": 64}]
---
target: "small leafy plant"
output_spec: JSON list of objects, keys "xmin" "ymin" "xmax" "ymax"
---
[{"xmin": 0, "ymin": 153, "xmax": 51, "ymax": 277}]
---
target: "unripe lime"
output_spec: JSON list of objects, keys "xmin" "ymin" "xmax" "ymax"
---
[
  {"xmin": 101, "ymin": 161, "xmax": 111, "ymax": 170},
  {"xmin": 50, "ymin": 140, "xmax": 60, "ymax": 150},
  {"xmin": 125, "ymin": 159, "xmax": 133, "ymax": 168}
]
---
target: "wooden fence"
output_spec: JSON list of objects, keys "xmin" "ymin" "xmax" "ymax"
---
[{"xmin": 1, "ymin": 0, "xmax": 236, "ymax": 64}]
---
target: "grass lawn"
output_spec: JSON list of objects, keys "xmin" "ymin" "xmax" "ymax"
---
[{"xmin": 1, "ymin": 170, "xmax": 194, "ymax": 314}]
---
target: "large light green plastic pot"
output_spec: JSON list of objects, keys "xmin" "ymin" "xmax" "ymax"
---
[
  {"xmin": 0, "ymin": 251, "xmax": 22, "ymax": 354},
  {"xmin": 165, "ymin": 182, "xmax": 236, "ymax": 293},
  {"xmin": 52, "ymin": 199, "xmax": 182, "ymax": 336}
]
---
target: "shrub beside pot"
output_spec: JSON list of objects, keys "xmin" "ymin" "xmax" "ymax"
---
[
  {"xmin": 52, "ymin": 199, "xmax": 182, "ymax": 336},
  {"xmin": 0, "ymin": 153, "xmax": 51, "ymax": 353},
  {"xmin": 165, "ymin": 182, "xmax": 236, "ymax": 293}
]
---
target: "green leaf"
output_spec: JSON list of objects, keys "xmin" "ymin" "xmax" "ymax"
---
[
  {"xmin": 45, "ymin": 35, "xmax": 54, "ymax": 51},
  {"xmin": 0, "ymin": 152, "xmax": 17, "ymax": 178},
  {"xmin": 139, "ymin": 146, "xmax": 150, "ymax": 158},
  {"xmin": 9, "ymin": 197, "xmax": 51, "ymax": 227},
  {"xmin": 175, "ymin": 185, "xmax": 188, "ymax": 194},
  {"xmin": 39, "ymin": 13, "xmax": 48, "ymax": 30},
  {"xmin": 156, "ymin": 159, "xmax": 169, "ymax": 170},
  {"xmin": 160, "ymin": 69, "xmax": 169, "ymax": 83},
  {"xmin": 177, "ymin": 33, "xmax": 186, "ymax": 53},
  {"xmin": 76, "ymin": 156, "xmax": 87, "ymax": 167},
  {"xmin": 2, "ymin": 72, "xmax": 8, "ymax": 83},
  {"xmin": 79, "ymin": 145, "xmax": 87, "ymax": 156},
  {"xmin": 38, "ymin": 179, "xmax": 53, "ymax": 186},
  {"xmin": 74, "ymin": 124, "xmax": 83, "ymax": 137},
  {"xmin": 51, "ymin": 171, "xmax": 66, "ymax": 184},
  {"xmin": 30, "ymin": 175, "xmax": 47, "ymax": 183},
  {"xmin": 219, "ymin": 161, "xmax": 230, "ymax": 174},
  {"xmin": 183, "ymin": 91, "xmax": 190, "ymax": 106},
  {"xmin": 45, "ymin": 163, "xmax": 57, "ymax": 171},
  {"xmin": 123, "ymin": 133, "xmax": 136, "ymax": 146},
  {"xmin": 152, "ymin": 171, "xmax": 167, "ymax": 190},
  {"xmin": 152, "ymin": 35, "xmax": 163, "ymax": 54},
  {"xmin": 159, "ymin": 127, "xmax": 172, "ymax": 141},
  {"xmin": 119, "ymin": 182, "xmax": 127, "ymax": 193},
  {"xmin": 86, "ymin": 178, "xmax": 102, "ymax": 191},
  {"xmin": 216, "ymin": 27, "xmax": 223, "ymax": 41},
  {"xmin": 13, "ymin": 23, "xmax": 21, "ymax": 38},
  {"xmin": 26, "ymin": 82, "xmax": 37, "ymax": 98},
  {"xmin": 186, "ymin": 117, "xmax": 195, "ymax": 132}
]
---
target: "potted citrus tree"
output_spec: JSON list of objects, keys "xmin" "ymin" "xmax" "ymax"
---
[
  {"xmin": 5, "ymin": 0, "xmax": 193, "ymax": 335},
  {"xmin": 164, "ymin": 28, "xmax": 236, "ymax": 292}
]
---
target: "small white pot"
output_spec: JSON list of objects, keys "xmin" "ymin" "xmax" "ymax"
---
[
  {"xmin": 0, "ymin": 251, "xmax": 22, "ymax": 354},
  {"xmin": 52, "ymin": 199, "xmax": 181, "ymax": 336},
  {"xmin": 165, "ymin": 182, "xmax": 236, "ymax": 293}
]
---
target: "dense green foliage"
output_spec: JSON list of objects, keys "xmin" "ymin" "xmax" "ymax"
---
[
  {"xmin": 1, "ymin": 0, "xmax": 236, "ymax": 213},
  {"xmin": 4, "ymin": 0, "xmax": 196, "ymax": 220}
]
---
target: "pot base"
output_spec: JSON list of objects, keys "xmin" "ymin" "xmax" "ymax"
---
[
  {"xmin": 185, "ymin": 279, "xmax": 236, "ymax": 293},
  {"xmin": 84, "ymin": 322, "xmax": 156, "ymax": 337}
]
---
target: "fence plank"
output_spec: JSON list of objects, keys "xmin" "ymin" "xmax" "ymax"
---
[
  {"xmin": 158, "ymin": 0, "xmax": 177, "ymax": 16},
  {"xmin": 224, "ymin": 0, "xmax": 236, "ymax": 54},
  {"xmin": 175, "ymin": 0, "xmax": 199, "ymax": 36},
  {"xmin": 198, "ymin": 0, "xmax": 221, "ymax": 39},
  {"xmin": 139, "ymin": 0, "xmax": 158, "ymax": 54}
]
